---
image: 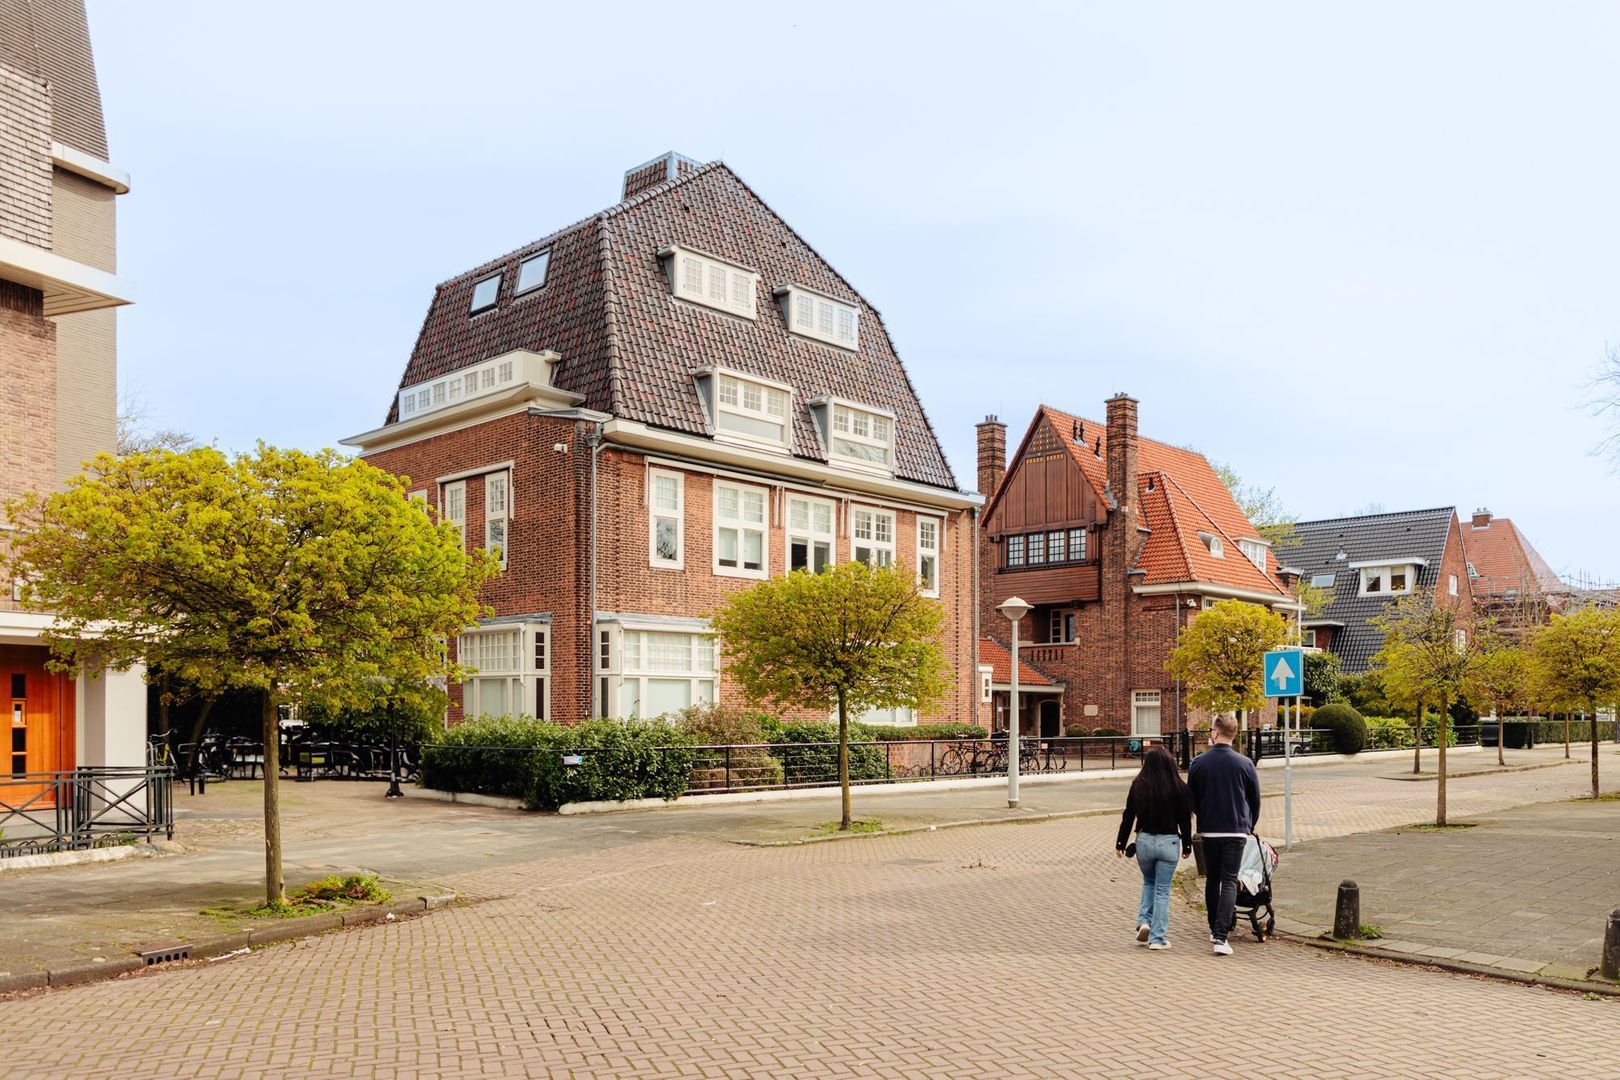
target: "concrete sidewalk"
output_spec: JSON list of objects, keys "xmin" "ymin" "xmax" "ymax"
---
[{"xmin": 0, "ymin": 744, "xmax": 1602, "ymax": 983}]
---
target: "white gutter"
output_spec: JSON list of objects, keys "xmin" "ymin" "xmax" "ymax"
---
[
  {"xmin": 601, "ymin": 417, "xmax": 980, "ymax": 511},
  {"xmin": 1133, "ymin": 580, "xmax": 1303, "ymax": 609}
]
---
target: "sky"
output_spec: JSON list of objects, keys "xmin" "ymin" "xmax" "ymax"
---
[{"xmin": 88, "ymin": 1, "xmax": 1620, "ymax": 583}]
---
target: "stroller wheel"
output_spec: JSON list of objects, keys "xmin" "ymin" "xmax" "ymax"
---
[{"xmin": 1255, "ymin": 912, "xmax": 1275, "ymax": 943}]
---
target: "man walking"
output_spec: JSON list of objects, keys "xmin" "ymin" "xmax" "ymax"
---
[{"xmin": 1188, "ymin": 714, "xmax": 1261, "ymax": 956}]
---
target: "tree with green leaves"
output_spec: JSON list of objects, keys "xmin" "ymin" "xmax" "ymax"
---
[
  {"xmin": 1166, "ymin": 599, "xmax": 1289, "ymax": 744},
  {"xmin": 1465, "ymin": 631, "xmax": 1535, "ymax": 766},
  {"xmin": 6, "ymin": 445, "xmax": 493, "ymax": 905},
  {"xmin": 1371, "ymin": 597, "xmax": 1488, "ymax": 824},
  {"xmin": 1213, "ymin": 463, "xmax": 1296, "ymax": 546},
  {"xmin": 710, "ymin": 561, "xmax": 949, "ymax": 830},
  {"xmin": 1302, "ymin": 649, "xmax": 1342, "ymax": 707},
  {"xmin": 1529, "ymin": 607, "xmax": 1620, "ymax": 797}
]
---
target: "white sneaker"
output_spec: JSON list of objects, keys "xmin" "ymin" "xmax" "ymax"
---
[
  {"xmin": 1212, "ymin": 940, "xmax": 1233, "ymax": 956},
  {"xmin": 1148, "ymin": 941, "xmax": 1171, "ymax": 951},
  {"xmin": 1136, "ymin": 924, "xmax": 1151, "ymax": 945}
]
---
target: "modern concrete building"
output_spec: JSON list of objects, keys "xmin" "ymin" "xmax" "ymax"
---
[{"xmin": 0, "ymin": 0, "xmax": 144, "ymax": 776}]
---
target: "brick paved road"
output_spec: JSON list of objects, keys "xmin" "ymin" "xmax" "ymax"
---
[{"xmin": 2, "ymin": 754, "xmax": 1614, "ymax": 1078}]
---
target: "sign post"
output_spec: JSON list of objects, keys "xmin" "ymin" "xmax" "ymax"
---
[{"xmin": 1264, "ymin": 649, "xmax": 1304, "ymax": 851}]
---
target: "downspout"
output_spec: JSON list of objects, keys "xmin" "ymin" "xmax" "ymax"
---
[
  {"xmin": 588, "ymin": 421, "xmax": 605, "ymax": 718},
  {"xmin": 970, "ymin": 507, "xmax": 980, "ymax": 727}
]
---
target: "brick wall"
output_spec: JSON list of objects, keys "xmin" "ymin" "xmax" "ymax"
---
[
  {"xmin": 0, "ymin": 64, "xmax": 52, "ymax": 248},
  {"xmin": 367, "ymin": 412, "xmax": 977, "ymax": 727},
  {"xmin": 50, "ymin": 169, "xmax": 117, "ymax": 482},
  {"xmin": 0, "ymin": 285, "xmax": 59, "ymax": 506}
]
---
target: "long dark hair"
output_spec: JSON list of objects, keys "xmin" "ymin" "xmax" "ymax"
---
[{"xmin": 1128, "ymin": 744, "xmax": 1189, "ymax": 814}]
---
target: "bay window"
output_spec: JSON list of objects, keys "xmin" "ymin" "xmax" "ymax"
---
[
  {"xmin": 618, "ymin": 631, "xmax": 717, "ymax": 718},
  {"xmin": 459, "ymin": 623, "xmax": 549, "ymax": 720}
]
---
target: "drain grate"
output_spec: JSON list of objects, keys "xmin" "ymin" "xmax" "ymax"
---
[{"xmin": 138, "ymin": 944, "xmax": 193, "ymax": 966}]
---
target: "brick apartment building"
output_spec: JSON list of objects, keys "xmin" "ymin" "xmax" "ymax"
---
[
  {"xmin": 0, "ymin": 0, "xmax": 144, "ymax": 776},
  {"xmin": 976, "ymin": 398, "xmax": 1296, "ymax": 737},
  {"xmin": 1277, "ymin": 507, "xmax": 1475, "ymax": 673},
  {"xmin": 346, "ymin": 153, "xmax": 981, "ymax": 727}
]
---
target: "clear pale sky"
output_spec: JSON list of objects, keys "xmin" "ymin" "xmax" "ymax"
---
[{"xmin": 89, "ymin": 1, "xmax": 1619, "ymax": 583}]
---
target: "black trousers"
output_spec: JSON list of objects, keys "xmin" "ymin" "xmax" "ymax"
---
[{"xmin": 1203, "ymin": 835, "xmax": 1246, "ymax": 941}]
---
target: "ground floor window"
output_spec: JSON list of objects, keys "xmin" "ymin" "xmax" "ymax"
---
[
  {"xmin": 848, "ymin": 705, "xmax": 915, "ymax": 727},
  {"xmin": 1132, "ymin": 690, "xmax": 1162, "ymax": 736},
  {"xmin": 615, "ymin": 629, "xmax": 717, "ymax": 718},
  {"xmin": 458, "ymin": 623, "xmax": 549, "ymax": 720}
]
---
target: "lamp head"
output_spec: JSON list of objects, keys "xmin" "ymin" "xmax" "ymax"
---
[{"xmin": 997, "ymin": 596, "xmax": 1032, "ymax": 623}]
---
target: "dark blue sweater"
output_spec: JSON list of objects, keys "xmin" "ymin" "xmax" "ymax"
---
[{"xmin": 1187, "ymin": 744, "xmax": 1261, "ymax": 835}]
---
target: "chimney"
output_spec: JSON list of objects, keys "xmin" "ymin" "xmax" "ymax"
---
[
  {"xmin": 622, "ymin": 151, "xmax": 701, "ymax": 200},
  {"xmin": 976, "ymin": 415, "xmax": 1007, "ymax": 498},
  {"xmin": 1105, "ymin": 393, "xmax": 1139, "ymax": 516},
  {"xmin": 1471, "ymin": 508, "xmax": 1493, "ymax": 530}
]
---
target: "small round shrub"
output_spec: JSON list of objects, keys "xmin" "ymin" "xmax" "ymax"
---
[
  {"xmin": 1091, "ymin": 726, "xmax": 1125, "ymax": 738},
  {"xmin": 1313, "ymin": 703, "xmax": 1368, "ymax": 755},
  {"xmin": 1064, "ymin": 723, "xmax": 1090, "ymax": 739}
]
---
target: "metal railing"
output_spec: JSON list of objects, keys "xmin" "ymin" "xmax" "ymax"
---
[{"xmin": 0, "ymin": 765, "xmax": 175, "ymax": 858}]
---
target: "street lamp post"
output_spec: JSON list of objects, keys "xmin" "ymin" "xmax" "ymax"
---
[{"xmin": 998, "ymin": 596, "xmax": 1032, "ymax": 809}]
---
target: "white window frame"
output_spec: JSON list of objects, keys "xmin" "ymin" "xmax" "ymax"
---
[
  {"xmin": 775, "ymin": 285, "xmax": 859, "ymax": 349},
  {"xmin": 649, "ymin": 468, "xmax": 685, "ymax": 570},
  {"xmin": 458, "ymin": 624, "xmax": 549, "ymax": 720},
  {"xmin": 1239, "ymin": 538, "xmax": 1268, "ymax": 571},
  {"xmin": 821, "ymin": 399, "xmax": 895, "ymax": 474},
  {"xmin": 615, "ymin": 630, "xmax": 718, "ymax": 719},
  {"xmin": 406, "ymin": 489, "xmax": 428, "ymax": 508},
  {"xmin": 1199, "ymin": 532, "xmax": 1225, "ymax": 558},
  {"xmin": 852, "ymin": 505, "xmax": 896, "ymax": 568},
  {"xmin": 714, "ymin": 480, "xmax": 769, "ymax": 579},
  {"xmin": 1454, "ymin": 629, "xmax": 1468, "ymax": 653},
  {"xmin": 978, "ymin": 664, "xmax": 993, "ymax": 705},
  {"xmin": 917, "ymin": 515, "xmax": 942, "ymax": 597},
  {"xmin": 1301, "ymin": 628, "xmax": 1318, "ymax": 648},
  {"xmin": 786, "ymin": 494, "xmax": 836, "ymax": 575},
  {"xmin": 1359, "ymin": 565, "xmax": 1416, "ymax": 597},
  {"xmin": 1449, "ymin": 574, "xmax": 1458, "ymax": 597},
  {"xmin": 1309, "ymin": 573, "xmax": 1335, "ymax": 589},
  {"xmin": 515, "ymin": 250, "xmax": 550, "ymax": 295},
  {"xmin": 710, "ymin": 369, "xmax": 792, "ymax": 450},
  {"xmin": 1048, "ymin": 609, "xmax": 1076, "ymax": 644},
  {"xmin": 484, "ymin": 471, "xmax": 511, "ymax": 570},
  {"xmin": 442, "ymin": 481, "xmax": 466, "ymax": 547},
  {"xmin": 1131, "ymin": 690, "xmax": 1162, "ymax": 737},
  {"xmin": 663, "ymin": 245, "xmax": 758, "ymax": 319}
]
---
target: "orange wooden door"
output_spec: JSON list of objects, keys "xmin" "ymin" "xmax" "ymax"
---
[{"xmin": 0, "ymin": 647, "xmax": 73, "ymax": 808}]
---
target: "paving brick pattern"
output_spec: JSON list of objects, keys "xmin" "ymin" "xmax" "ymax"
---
[{"xmin": 1, "ymin": 752, "xmax": 1615, "ymax": 1078}]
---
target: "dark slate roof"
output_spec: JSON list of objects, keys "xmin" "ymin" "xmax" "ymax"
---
[
  {"xmin": 386, "ymin": 159, "xmax": 959, "ymax": 491},
  {"xmin": 1276, "ymin": 506, "xmax": 1458, "ymax": 673}
]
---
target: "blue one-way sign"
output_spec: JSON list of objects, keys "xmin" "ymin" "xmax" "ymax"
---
[{"xmin": 1264, "ymin": 649, "xmax": 1304, "ymax": 698}]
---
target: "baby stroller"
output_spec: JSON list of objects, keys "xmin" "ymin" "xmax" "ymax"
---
[{"xmin": 1229, "ymin": 833, "xmax": 1279, "ymax": 942}]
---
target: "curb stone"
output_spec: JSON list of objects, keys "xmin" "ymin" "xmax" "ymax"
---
[{"xmin": 49, "ymin": 957, "xmax": 143, "ymax": 987}]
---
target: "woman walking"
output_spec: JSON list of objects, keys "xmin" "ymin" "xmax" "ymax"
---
[{"xmin": 1115, "ymin": 743, "xmax": 1193, "ymax": 950}]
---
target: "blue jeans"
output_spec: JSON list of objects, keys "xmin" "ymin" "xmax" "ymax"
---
[{"xmin": 1135, "ymin": 832, "xmax": 1180, "ymax": 945}]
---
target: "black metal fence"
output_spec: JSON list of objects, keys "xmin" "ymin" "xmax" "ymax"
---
[{"xmin": 0, "ymin": 765, "xmax": 175, "ymax": 858}]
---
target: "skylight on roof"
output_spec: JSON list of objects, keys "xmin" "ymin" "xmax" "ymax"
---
[
  {"xmin": 1310, "ymin": 573, "xmax": 1335, "ymax": 588},
  {"xmin": 516, "ymin": 251, "xmax": 550, "ymax": 294},
  {"xmin": 470, "ymin": 274, "xmax": 502, "ymax": 313}
]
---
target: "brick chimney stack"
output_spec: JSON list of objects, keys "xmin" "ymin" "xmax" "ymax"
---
[
  {"xmin": 976, "ymin": 415, "xmax": 1007, "ymax": 498},
  {"xmin": 622, "ymin": 151, "xmax": 701, "ymax": 200},
  {"xmin": 1105, "ymin": 394, "xmax": 1139, "ymax": 516},
  {"xmin": 1471, "ymin": 508, "xmax": 1493, "ymax": 529}
]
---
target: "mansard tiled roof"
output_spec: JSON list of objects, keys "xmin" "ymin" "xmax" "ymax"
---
[
  {"xmin": 1028, "ymin": 405, "xmax": 1287, "ymax": 595},
  {"xmin": 1277, "ymin": 506, "xmax": 1458, "ymax": 673},
  {"xmin": 387, "ymin": 158, "xmax": 959, "ymax": 491},
  {"xmin": 1463, "ymin": 516, "xmax": 1566, "ymax": 598},
  {"xmin": 978, "ymin": 636, "xmax": 1059, "ymax": 687},
  {"xmin": 0, "ymin": 0, "xmax": 109, "ymax": 157}
]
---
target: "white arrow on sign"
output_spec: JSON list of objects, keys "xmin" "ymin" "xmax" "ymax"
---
[{"xmin": 1270, "ymin": 655, "xmax": 1296, "ymax": 689}]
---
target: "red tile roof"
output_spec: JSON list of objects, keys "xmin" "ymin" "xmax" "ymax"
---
[
  {"xmin": 1029, "ymin": 405, "xmax": 1288, "ymax": 596},
  {"xmin": 978, "ymin": 637, "xmax": 1059, "ymax": 687},
  {"xmin": 385, "ymin": 160, "xmax": 959, "ymax": 490},
  {"xmin": 1464, "ymin": 517, "xmax": 1566, "ymax": 597}
]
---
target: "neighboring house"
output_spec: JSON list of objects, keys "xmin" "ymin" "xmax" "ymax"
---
[
  {"xmin": 0, "ymin": 0, "xmax": 144, "ymax": 775},
  {"xmin": 1461, "ymin": 509, "xmax": 1571, "ymax": 629},
  {"xmin": 346, "ymin": 153, "xmax": 980, "ymax": 728},
  {"xmin": 975, "ymin": 397, "xmax": 1295, "ymax": 737},
  {"xmin": 1278, "ymin": 507, "xmax": 1475, "ymax": 674}
]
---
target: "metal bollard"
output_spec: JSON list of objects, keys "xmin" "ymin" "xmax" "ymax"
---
[
  {"xmin": 1334, "ymin": 880, "xmax": 1361, "ymax": 940},
  {"xmin": 1602, "ymin": 908, "xmax": 1620, "ymax": 981}
]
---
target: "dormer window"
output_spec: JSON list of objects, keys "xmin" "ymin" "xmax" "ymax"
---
[
  {"xmin": 810, "ymin": 398, "xmax": 894, "ymax": 473},
  {"xmin": 775, "ymin": 286, "xmax": 858, "ymax": 349},
  {"xmin": 515, "ymin": 251, "xmax": 550, "ymax": 295},
  {"xmin": 1238, "ymin": 538, "xmax": 1268, "ymax": 571},
  {"xmin": 396, "ymin": 350, "xmax": 554, "ymax": 422},
  {"xmin": 470, "ymin": 273, "xmax": 502, "ymax": 313},
  {"xmin": 1199, "ymin": 532, "xmax": 1225, "ymax": 558},
  {"xmin": 1354, "ymin": 559, "xmax": 1423, "ymax": 597},
  {"xmin": 695, "ymin": 368, "xmax": 793, "ymax": 450},
  {"xmin": 661, "ymin": 245, "xmax": 758, "ymax": 319}
]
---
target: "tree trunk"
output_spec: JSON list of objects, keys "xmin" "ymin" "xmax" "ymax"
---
[
  {"xmin": 836, "ymin": 688, "xmax": 851, "ymax": 831},
  {"xmin": 1436, "ymin": 694, "xmax": 1449, "ymax": 827},
  {"xmin": 1591, "ymin": 699, "xmax": 1601, "ymax": 799},
  {"xmin": 1413, "ymin": 697, "xmax": 1423, "ymax": 775},
  {"xmin": 1564, "ymin": 712, "xmax": 1570, "ymax": 759},
  {"xmin": 262, "ymin": 691, "xmax": 285, "ymax": 906},
  {"xmin": 1495, "ymin": 704, "xmax": 1504, "ymax": 766},
  {"xmin": 184, "ymin": 697, "xmax": 217, "ymax": 778}
]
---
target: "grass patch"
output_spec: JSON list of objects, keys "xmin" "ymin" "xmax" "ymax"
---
[
  {"xmin": 1356, "ymin": 924, "xmax": 1383, "ymax": 940},
  {"xmin": 1580, "ymin": 793, "xmax": 1620, "ymax": 802},
  {"xmin": 812, "ymin": 819, "xmax": 883, "ymax": 836},
  {"xmin": 202, "ymin": 874, "xmax": 391, "ymax": 920},
  {"xmin": 1401, "ymin": 823, "xmax": 1479, "ymax": 831}
]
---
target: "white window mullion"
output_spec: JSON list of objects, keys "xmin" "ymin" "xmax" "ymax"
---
[
  {"xmin": 649, "ymin": 468, "xmax": 685, "ymax": 569},
  {"xmin": 917, "ymin": 515, "xmax": 941, "ymax": 597},
  {"xmin": 715, "ymin": 481, "xmax": 769, "ymax": 579}
]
